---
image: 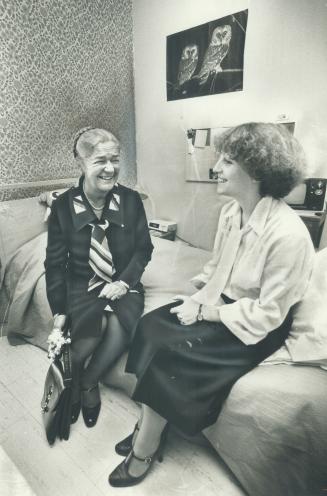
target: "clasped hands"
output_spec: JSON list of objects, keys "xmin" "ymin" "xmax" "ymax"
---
[
  {"xmin": 98, "ymin": 281, "xmax": 127, "ymax": 301},
  {"xmin": 170, "ymin": 295, "xmax": 200, "ymax": 326}
]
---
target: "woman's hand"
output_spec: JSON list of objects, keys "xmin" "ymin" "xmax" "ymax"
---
[
  {"xmin": 53, "ymin": 314, "xmax": 67, "ymax": 331},
  {"xmin": 170, "ymin": 295, "xmax": 200, "ymax": 326},
  {"xmin": 99, "ymin": 281, "xmax": 128, "ymax": 301},
  {"xmin": 38, "ymin": 191, "xmax": 57, "ymax": 206},
  {"xmin": 38, "ymin": 192, "xmax": 48, "ymax": 204},
  {"xmin": 48, "ymin": 314, "xmax": 70, "ymax": 361}
]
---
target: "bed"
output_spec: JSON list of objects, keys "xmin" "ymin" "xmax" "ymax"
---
[{"xmin": 1, "ymin": 196, "xmax": 327, "ymax": 496}]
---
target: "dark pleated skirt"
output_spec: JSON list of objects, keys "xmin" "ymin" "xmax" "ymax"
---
[
  {"xmin": 67, "ymin": 277, "xmax": 144, "ymax": 341},
  {"xmin": 126, "ymin": 297, "xmax": 292, "ymax": 436}
]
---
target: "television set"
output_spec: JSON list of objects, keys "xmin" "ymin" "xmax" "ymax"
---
[{"xmin": 284, "ymin": 178, "xmax": 327, "ymax": 211}]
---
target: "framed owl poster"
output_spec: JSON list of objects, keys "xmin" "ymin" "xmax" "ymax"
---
[{"xmin": 166, "ymin": 9, "xmax": 248, "ymax": 101}]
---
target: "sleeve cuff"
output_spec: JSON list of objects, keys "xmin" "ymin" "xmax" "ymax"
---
[
  {"xmin": 219, "ymin": 304, "xmax": 260, "ymax": 345},
  {"xmin": 202, "ymin": 305, "xmax": 220, "ymax": 322}
]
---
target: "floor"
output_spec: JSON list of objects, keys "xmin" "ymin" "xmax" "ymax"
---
[{"xmin": 0, "ymin": 337, "xmax": 246, "ymax": 496}]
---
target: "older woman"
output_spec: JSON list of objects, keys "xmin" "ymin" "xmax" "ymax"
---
[
  {"xmin": 108, "ymin": 122, "xmax": 315, "ymax": 487},
  {"xmin": 45, "ymin": 127, "xmax": 153, "ymax": 428}
]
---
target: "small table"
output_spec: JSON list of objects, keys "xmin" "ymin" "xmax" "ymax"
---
[{"xmin": 296, "ymin": 209, "xmax": 326, "ymax": 248}]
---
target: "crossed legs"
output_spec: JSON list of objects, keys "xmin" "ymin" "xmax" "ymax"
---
[{"xmin": 71, "ymin": 313, "xmax": 129, "ymax": 407}]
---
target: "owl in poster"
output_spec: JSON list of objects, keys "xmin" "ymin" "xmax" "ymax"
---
[
  {"xmin": 177, "ymin": 44, "xmax": 199, "ymax": 87},
  {"xmin": 195, "ymin": 25, "xmax": 232, "ymax": 86}
]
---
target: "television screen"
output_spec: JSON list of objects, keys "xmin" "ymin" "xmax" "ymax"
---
[{"xmin": 284, "ymin": 183, "xmax": 306, "ymax": 205}]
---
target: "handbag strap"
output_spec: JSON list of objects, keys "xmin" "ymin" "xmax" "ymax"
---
[
  {"xmin": 61, "ymin": 316, "xmax": 71, "ymax": 339},
  {"xmin": 61, "ymin": 317, "xmax": 73, "ymax": 387},
  {"xmin": 61, "ymin": 342, "xmax": 72, "ymax": 387}
]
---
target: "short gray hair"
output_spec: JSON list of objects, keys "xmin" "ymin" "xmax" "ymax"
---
[{"xmin": 73, "ymin": 127, "xmax": 120, "ymax": 159}]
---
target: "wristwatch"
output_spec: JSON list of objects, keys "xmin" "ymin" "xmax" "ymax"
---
[{"xmin": 197, "ymin": 304, "xmax": 204, "ymax": 321}]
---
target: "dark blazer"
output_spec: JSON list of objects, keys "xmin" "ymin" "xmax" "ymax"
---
[{"xmin": 45, "ymin": 178, "xmax": 154, "ymax": 319}]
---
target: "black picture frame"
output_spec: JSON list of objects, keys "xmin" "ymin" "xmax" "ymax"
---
[{"xmin": 167, "ymin": 9, "xmax": 248, "ymax": 101}]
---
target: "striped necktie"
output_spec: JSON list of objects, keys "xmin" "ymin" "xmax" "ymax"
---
[{"xmin": 88, "ymin": 219, "xmax": 115, "ymax": 291}]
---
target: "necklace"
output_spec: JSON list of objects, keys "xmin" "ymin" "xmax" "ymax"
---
[{"xmin": 83, "ymin": 184, "xmax": 105, "ymax": 211}]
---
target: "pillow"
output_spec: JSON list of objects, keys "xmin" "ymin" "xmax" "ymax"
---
[
  {"xmin": 264, "ymin": 248, "xmax": 327, "ymax": 370},
  {"xmin": 0, "ymin": 197, "xmax": 47, "ymax": 288}
]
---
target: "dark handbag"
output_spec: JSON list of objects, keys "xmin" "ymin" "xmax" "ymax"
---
[{"xmin": 41, "ymin": 325, "xmax": 73, "ymax": 445}]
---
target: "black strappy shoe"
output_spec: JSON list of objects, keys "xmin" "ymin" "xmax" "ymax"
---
[
  {"xmin": 108, "ymin": 448, "xmax": 163, "ymax": 487},
  {"xmin": 81, "ymin": 385, "xmax": 101, "ymax": 428},
  {"xmin": 109, "ymin": 425, "xmax": 168, "ymax": 487},
  {"xmin": 115, "ymin": 423, "xmax": 140, "ymax": 456}
]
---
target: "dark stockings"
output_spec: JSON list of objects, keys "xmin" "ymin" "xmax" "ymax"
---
[{"xmin": 71, "ymin": 313, "xmax": 129, "ymax": 406}]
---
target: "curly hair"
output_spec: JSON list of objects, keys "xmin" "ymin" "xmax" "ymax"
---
[{"xmin": 214, "ymin": 122, "xmax": 307, "ymax": 198}]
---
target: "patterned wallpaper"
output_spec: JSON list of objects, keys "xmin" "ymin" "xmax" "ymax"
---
[{"xmin": 0, "ymin": 0, "xmax": 136, "ymax": 200}]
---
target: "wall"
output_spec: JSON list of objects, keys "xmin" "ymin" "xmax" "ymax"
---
[
  {"xmin": 0, "ymin": 0, "xmax": 136, "ymax": 201},
  {"xmin": 133, "ymin": 0, "xmax": 327, "ymax": 250}
]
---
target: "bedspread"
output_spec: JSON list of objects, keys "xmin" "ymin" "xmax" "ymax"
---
[{"xmin": 204, "ymin": 364, "xmax": 327, "ymax": 496}]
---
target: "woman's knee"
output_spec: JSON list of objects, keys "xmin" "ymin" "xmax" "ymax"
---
[
  {"xmin": 106, "ymin": 313, "xmax": 129, "ymax": 341},
  {"xmin": 134, "ymin": 317, "xmax": 161, "ymax": 345}
]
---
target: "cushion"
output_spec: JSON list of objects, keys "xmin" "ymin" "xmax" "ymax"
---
[
  {"xmin": 4, "ymin": 232, "xmax": 52, "ymax": 348},
  {"xmin": 0, "ymin": 197, "xmax": 47, "ymax": 288},
  {"xmin": 264, "ymin": 248, "xmax": 327, "ymax": 369}
]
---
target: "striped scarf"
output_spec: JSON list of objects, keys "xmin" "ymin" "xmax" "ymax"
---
[{"xmin": 88, "ymin": 219, "xmax": 115, "ymax": 292}]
